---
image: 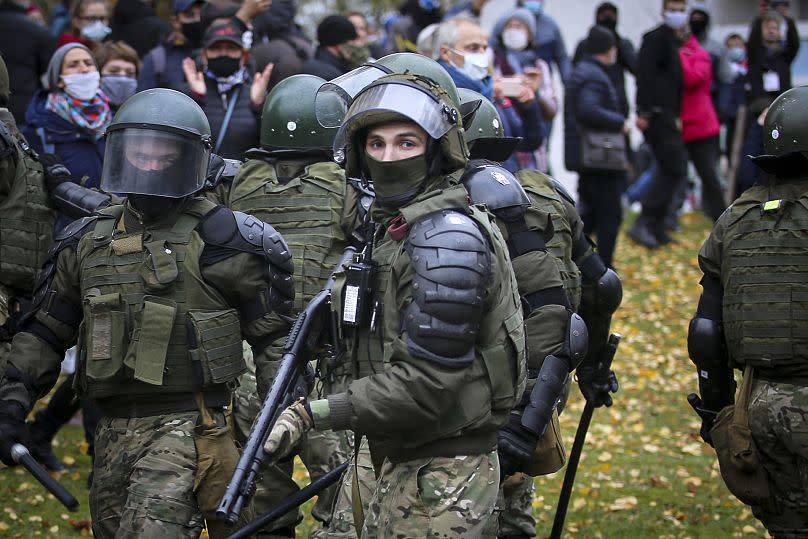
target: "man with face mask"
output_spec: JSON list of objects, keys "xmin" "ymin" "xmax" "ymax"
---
[
  {"xmin": 138, "ymin": 0, "xmax": 207, "ymax": 92},
  {"xmin": 302, "ymin": 15, "xmax": 366, "ymax": 81},
  {"xmin": 573, "ymin": 2, "xmax": 636, "ymax": 122},
  {"xmin": 0, "ymin": 87, "xmax": 295, "ymax": 538},
  {"xmin": 628, "ymin": 0, "xmax": 688, "ymax": 250},
  {"xmin": 182, "ymin": 20, "xmax": 273, "ymax": 160},
  {"xmin": 436, "ymin": 15, "xmax": 493, "ymax": 100}
]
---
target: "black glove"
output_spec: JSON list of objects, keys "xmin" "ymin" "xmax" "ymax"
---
[
  {"xmin": 577, "ymin": 365, "xmax": 619, "ymax": 408},
  {"xmin": 497, "ymin": 413, "xmax": 536, "ymax": 479},
  {"xmin": 0, "ymin": 400, "xmax": 29, "ymax": 466},
  {"xmin": 687, "ymin": 393, "xmax": 717, "ymax": 447},
  {"xmin": 38, "ymin": 153, "xmax": 72, "ymax": 193}
]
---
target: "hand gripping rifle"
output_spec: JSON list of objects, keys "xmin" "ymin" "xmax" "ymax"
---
[{"xmin": 216, "ymin": 246, "xmax": 357, "ymax": 525}]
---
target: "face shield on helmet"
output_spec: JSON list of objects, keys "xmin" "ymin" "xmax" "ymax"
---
[
  {"xmin": 333, "ymin": 80, "xmax": 459, "ymax": 162},
  {"xmin": 314, "ymin": 64, "xmax": 392, "ymax": 128},
  {"xmin": 101, "ymin": 125, "xmax": 211, "ymax": 198}
]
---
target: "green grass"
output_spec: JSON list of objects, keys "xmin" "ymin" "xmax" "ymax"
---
[{"xmin": 0, "ymin": 212, "xmax": 769, "ymax": 538}]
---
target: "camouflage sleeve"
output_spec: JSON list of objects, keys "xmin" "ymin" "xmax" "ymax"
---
[
  {"xmin": 698, "ymin": 219, "xmax": 725, "ymax": 282},
  {"xmin": 0, "ymin": 246, "xmax": 82, "ymax": 412},
  {"xmin": 201, "ymin": 251, "xmax": 290, "ymax": 398}
]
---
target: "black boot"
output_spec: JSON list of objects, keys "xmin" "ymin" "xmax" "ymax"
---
[{"xmin": 627, "ymin": 217, "xmax": 660, "ymax": 249}]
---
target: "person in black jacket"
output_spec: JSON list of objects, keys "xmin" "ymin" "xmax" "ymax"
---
[
  {"xmin": 565, "ymin": 26, "xmax": 628, "ymax": 267},
  {"xmin": 628, "ymin": 0, "xmax": 688, "ymax": 250},
  {"xmin": 108, "ymin": 0, "xmax": 170, "ymax": 58},
  {"xmin": 301, "ymin": 15, "xmax": 364, "ymax": 80},
  {"xmin": 0, "ymin": 0, "xmax": 55, "ymax": 124},
  {"xmin": 572, "ymin": 2, "xmax": 636, "ymax": 120},
  {"xmin": 182, "ymin": 19, "xmax": 273, "ymax": 160}
]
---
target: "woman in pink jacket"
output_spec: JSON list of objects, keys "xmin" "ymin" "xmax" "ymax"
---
[{"xmin": 680, "ymin": 33, "xmax": 727, "ymax": 221}]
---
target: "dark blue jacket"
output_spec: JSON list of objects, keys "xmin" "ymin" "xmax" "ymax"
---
[
  {"xmin": 564, "ymin": 57, "xmax": 624, "ymax": 172},
  {"xmin": 138, "ymin": 40, "xmax": 196, "ymax": 92},
  {"xmin": 22, "ymin": 90, "xmax": 106, "ymax": 232}
]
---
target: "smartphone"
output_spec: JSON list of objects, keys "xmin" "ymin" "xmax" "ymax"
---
[{"xmin": 499, "ymin": 77, "xmax": 523, "ymax": 98}]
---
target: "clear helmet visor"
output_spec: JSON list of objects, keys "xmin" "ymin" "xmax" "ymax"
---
[
  {"xmin": 101, "ymin": 127, "xmax": 211, "ymax": 198},
  {"xmin": 315, "ymin": 64, "xmax": 392, "ymax": 128},
  {"xmin": 333, "ymin": 82, "xmax": 458, "ymax": 157}
]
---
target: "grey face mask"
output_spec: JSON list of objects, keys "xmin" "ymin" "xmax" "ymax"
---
[{"xmin": 101, "ymin": 75, "xmax": 137, "ymax": 106}]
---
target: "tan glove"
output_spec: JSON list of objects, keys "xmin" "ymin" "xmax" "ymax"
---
[{"xmin": 262, "ymin": 398, "xmax": 313, "ymax": 462}]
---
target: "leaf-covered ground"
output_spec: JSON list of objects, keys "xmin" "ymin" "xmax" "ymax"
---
[{"xmin": 0, "ymin": 212, "xmax": 769, "ymax": 538}]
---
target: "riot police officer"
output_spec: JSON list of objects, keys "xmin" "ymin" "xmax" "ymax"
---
[
  {"xmin": 262, "ymin": 71, "xmax": 526, "ymax": 537},
  {"xmin": 227, "ymin": 74, "xmax": 366, "ymax": 538},
  {"xmin": 689, "ymin": 86, "xmax": 808, "ymax": 537},
  {"xmin": 0, "ymin": 88, "xmax": 294, "ymax": 538}
]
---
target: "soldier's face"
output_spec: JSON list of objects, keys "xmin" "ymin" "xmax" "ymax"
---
[
  {"xmin": 125, "ymin": 138, "xmax": 182, "ymax": 171},
  {"xmin": 365, "ymin": 121, "xmax": 428, "ymax": 162}
]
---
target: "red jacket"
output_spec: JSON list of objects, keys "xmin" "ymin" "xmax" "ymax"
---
[{"xmin": 679, "ymin": 35, "xmax": 720, "ymax": 143}]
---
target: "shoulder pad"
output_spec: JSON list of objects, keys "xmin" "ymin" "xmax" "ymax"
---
[
  {"xmin": 0, "ymin": 119, "xmax": 16, "ymax": 160},
  {"xmin": 403, "ymin": 210, "xmax": 491, "ymax": 368},
  {"xmin": 551, "ymin": 178, "xmax": 576, "ymax": 206},
  {"xmin": 197, "ymin": 206, "xmax": 293, "ymax": 272},
  {"xmin": 462, "ymin": 160, "xmax": 530, "ymax": 219},
  {"xmin": 53, "ymin": 215, "xmax": 98, "ymax": 243}
]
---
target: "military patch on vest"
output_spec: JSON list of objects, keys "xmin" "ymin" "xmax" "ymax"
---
[
  {"xmin": 762, "ymin": 199, "xmax": 784, "ymax": 212},
  {"xmin": 111, "ymin": 234, "xmax": 143, "ymax": 256}
]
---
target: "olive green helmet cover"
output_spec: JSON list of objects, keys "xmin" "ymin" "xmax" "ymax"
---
[
  {"xmin": 375, "ymin": 52, "xmax": 461, "ymax": 108},
  {"xmin": 752, "ymin": 86, "xmax": 808, "ymax": 177},
  {"xmin": 335, "ymin": 72, "xmax": 468, "ymax": 179},
  {"xmin": 101, "ymin": 89, "xmax": 212, "ymax": 197},
  {"xmin": 261, "ymin": 74, "xmax": 342, "ymax": 152}
]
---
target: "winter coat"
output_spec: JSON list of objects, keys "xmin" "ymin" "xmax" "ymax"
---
[
  {"xmin": 573, "ymin": 33, "xmax": 636, "ymax": 117},
  {"xmin": 189, "ymin": 76, "xmax": 260, "ymax": 161},
  {"xmin": 109, "ymin": 0, "xmax": 170, "ymax": 58},
  {"xmin": 137, "ymin": 37, "xmax": 196, "ymax": 93},
  {"xmin": 301, "ymin": 47, "xmax": 351, "ymax": 81},
  {"xmin": 22, "ymin": 90, "xmax": 106, "ymax": 232},
  {"xmin": 0, "ymin": 3, "xmax": 55, "ymax": 124},
  {"xmin": 636, "ymin": 24, "xmax": 683, "ymax": 118},
  {"xmin": 680, "ymin": 36, "xmax": 720, "ymax": 143},
  {"xmin": 564, "ymin": 57, "xmax": 624, "ymax": 172},
  {"xmin": 746, "ymin": 16, "xmax": 800, "ymax": 115}
]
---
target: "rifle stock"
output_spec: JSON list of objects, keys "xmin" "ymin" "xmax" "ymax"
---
[{"xmin": 217, "ymin": 246, "xmax": 356, "ymax": 525}]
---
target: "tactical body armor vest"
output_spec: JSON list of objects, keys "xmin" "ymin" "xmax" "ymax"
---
[
  {"xmin": 343, "ymin": 182, "xmax": 526, "ymax": 460},
  {"xmin": 74, "ymin": 200, "xmax": 246, "ymax": 400},
  {"xmin": 720, "ymin": 184, "xmax": 808, "ymax": 374},
  {"xmin": 516, "ymin": 169, "xmax": 581, "ymax": 310},
  {"xmin": 0, "ymin": 113, "xmax": 54, "ymax": 293},
  {"xmin": 230, "ymin": 159, "xmax": 353, "ymax": 311}
]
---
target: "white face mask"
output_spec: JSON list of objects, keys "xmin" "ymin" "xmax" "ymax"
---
[
  {"xmin": 502, "ymin": 28, "xmax": 529, "ymax": 51},
  {"xmin": 663, "ymin": 10, "xmax": 688, "ymax": 30},
  {"xmin": 62, "ymin": 71, "xmax": 100, "ymax": 101},
  {"xmin": 453, "ymin": 49, "xmax": 489, "ymax": 81},
  {"xmin": 80, "ymin": 20, "xmax": 112, "ymax": 42}
]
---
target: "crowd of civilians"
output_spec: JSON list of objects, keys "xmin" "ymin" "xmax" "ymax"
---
[{"xmin": 0, "ymin": 0, "xmax": 801, "ymax": 267}]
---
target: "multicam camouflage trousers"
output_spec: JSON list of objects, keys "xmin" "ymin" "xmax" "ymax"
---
[
  {"xmin": 496, "ymin": 473, "xmax": 537, "ymax": 537},
  {"xmin": 231, "ymin": 345, "xmax": 350, "ymax": 538},
  {"xmin": 361, "ymin": 450, "xmax": 500, "ymax": 539},
  {"xmin": 90, "ymin": 411, "xmax": 204, "ymax": 538},
  {"xmin": 748, "ymin": 379, "xmax": 808, "ymax": 538}
]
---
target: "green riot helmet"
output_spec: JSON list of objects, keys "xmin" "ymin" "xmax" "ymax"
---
[
  {"xmin": 314, "ymin": 64, "xmax": 393, "ymax": 128},
  {"xmin": 262, "ymin": 74, "xmax": 345, "ymax": 153},
  {"xmin": 0, "ymin": 54, "xmax": 8, "ymax": 108},
  {"xmin": 334, "ymin": 73, "xmax": 468, "ymax": 207},
  {"xmin": 751, "ymin": 86, "xmax": 808, "ymax": 177},
  {"xmin": 101, "ymin": 89, "xmax": 212, "ymax": 198},
  {"xmin": 374, "ymin": 53, "xmax": 461, "ymax": 109},
  {"xmin": 458, "ymin": 88, "xmax": 521, "ymax": 162}
]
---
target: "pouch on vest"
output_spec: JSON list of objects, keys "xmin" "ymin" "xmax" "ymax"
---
[
  {"xmin": 84, "ymin": 290, "xmax": 130, "ymax": 382},
  {"xmin": 126, "ymin": 295, "xmax": 177, "ymax": 385},
  {"xmin": 187, "ymin": 308, "xmax": 246, "ymax": 386},
  {"xmin": 710, "ymin": 365, "xmax": 771, "ymax": 506},
  {"xmin": 522, "ymin": 407, "xmax": 566, "ymax": 476},
  {"xmin": 192, "ymin": 393, "xmax": 253, "ymax": 538},
  {"xmin": 140, "ymin": 240, "xmax": 179, "ymax": 294},
  {"xmin": 480, "ymin": 309, "xmax": 525, "ymax": 412}
]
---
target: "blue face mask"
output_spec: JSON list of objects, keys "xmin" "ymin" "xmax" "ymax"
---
[
  {"xmin": 523, "ymin": 0, "xmax": 543, "ymax": 16},
  {"xmin": 418, "ymin": 0, "xmax": 440, "ymax": 11}
]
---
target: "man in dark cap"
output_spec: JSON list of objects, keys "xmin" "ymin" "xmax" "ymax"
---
[
  {"xmin": 573, "ymin": 2, "xmax": 636, "ymax": 123},
  {"xmin": 564, "ymin": 25, "xmax": 628, "ymax": 268},
  {"xmin": 301, "ymin": 14, "xmax": 367, "ymax": 80},
  {"xmin": 138, "ymin": 0, "xmax": 208, "ymax": 91}
]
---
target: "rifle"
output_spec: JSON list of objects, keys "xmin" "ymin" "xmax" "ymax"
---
[
  {"xmin": 550, "ymin": 333, "xmax": 621, "ymax": 539},
  {"xmin": 217, "ymin": 246, "xmax": 356, "ymax": 525}
]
